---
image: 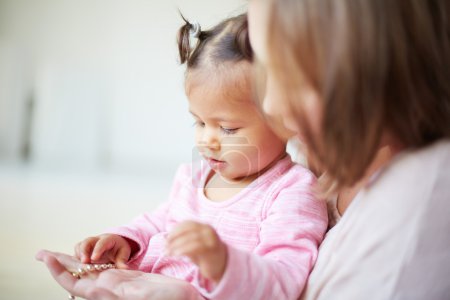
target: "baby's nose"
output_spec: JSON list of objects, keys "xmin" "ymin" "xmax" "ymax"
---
[{"xmin": 200, "ymin": 129, "xmax": 221, "ymax": 152}]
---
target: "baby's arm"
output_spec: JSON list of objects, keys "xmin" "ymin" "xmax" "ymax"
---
[
  {"xmin": 166, "ymin": 221, "xmax": 228, "ymax": 282},
  {"xmin": 73, "ymin": 203, "xmax": 169, "ymax": 269},
  {"xmin": 196, "ymin": 171, "xmax": 328, "ymax": 300},
  {"xmin": 73, "ymin": 182, "xmax": 177, "ymax": 268},
  {"xmin": 101, "ymin": 200, "xmax": 171, "ymax": 266},
  {"xmin": 80, "ymin": 167, "xmax": 190, "ymax": 266}
]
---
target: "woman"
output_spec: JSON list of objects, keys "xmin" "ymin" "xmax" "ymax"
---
[{"xmin": 248, "ymin": 0, "xmax": 450, "ymax": 299}]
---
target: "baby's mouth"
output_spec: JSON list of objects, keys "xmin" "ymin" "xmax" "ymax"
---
[{"xmin": 204, "ymin": 157, "xmax": 227, "ymax": 169}]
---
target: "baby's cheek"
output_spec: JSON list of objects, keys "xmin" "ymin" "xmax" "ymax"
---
[{"xmin": 228, "ymin": 147, "xmax": 259, "ymax": 170}]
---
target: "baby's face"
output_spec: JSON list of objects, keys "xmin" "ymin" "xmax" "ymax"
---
[{"xmin": 186, "ymin": 64, "xmax": 286, "ymax": 182}]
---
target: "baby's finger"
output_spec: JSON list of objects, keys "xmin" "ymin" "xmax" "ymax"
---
[
  {"xmin": 170, "ymin": 239, "xmax": 204, "ymax": 258},
  {"xmin": 114, "ymin": 246, "xmax": 131, "ymax": 270},
  {"xmin": 91, "ymin": 237, "xmax": 115, "ymax": 261},
  {"xmin": 79, "ymin": 237, "xmax": 99, "ymax": 263},
  {"xmin": 167, "ymin": 231, "xmax": 203, "ymax": 256},
  {"xmin": 167, "ymin": 221, "xmax": 202, "ymax": 243}
]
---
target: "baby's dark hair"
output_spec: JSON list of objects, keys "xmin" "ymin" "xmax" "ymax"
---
[{"xmin": 177, "ymin": 13, "xmax": 252, "ymax": 70}]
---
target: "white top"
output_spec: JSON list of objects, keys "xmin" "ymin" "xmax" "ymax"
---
[{"xmin": 301, "ymin": 139, "xmax": 450, "ymax": 300}]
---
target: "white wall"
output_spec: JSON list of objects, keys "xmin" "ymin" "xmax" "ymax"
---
[{"xmin": 0, "ymin": 0, "xmax": 246, "ymax": 174}]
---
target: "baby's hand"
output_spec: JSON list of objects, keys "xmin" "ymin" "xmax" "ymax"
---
[
  {"xmin": 74, "ymin": 234, "xmax": 131, "ymax": 269},
  {"xmin": 166, "ymin": 221, "xmax": 227, "ymax": 283}
]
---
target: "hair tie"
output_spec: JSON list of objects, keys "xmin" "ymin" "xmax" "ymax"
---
[{"xmin": 190, "ymin": 22, "xmax": 201, "ymax": 38}]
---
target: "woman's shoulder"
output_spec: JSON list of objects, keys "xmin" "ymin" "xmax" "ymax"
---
[
  {"xmin": 373, "ymin": 139, "xmax": 450, "ymax": 194},
  {"xmin": 399, "ymin": 139, "xmax": 450, "ymax": 168},
  {"xmin": 303, "ymin": 140, "xmax": 450, "ymax": 300}
]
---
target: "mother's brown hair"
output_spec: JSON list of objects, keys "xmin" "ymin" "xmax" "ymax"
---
[{"xmin": 263, "ymin": 0, "xmax": 450, "ymax": 192}]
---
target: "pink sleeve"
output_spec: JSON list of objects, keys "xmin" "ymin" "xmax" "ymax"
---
[
  {"xmin": 195, "ymin": 172, "xmax": 328, "ymax": 300},
  {"xmin": 105, "ymin": 202, "xmax": 170, "ymax": 265},
  {"xmin": 105, "ymin": 164, "xmax": 189, "ymax": 265}
]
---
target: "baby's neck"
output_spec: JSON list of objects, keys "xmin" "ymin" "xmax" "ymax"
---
[
  {"xmin": 203, "ymin": 174, "xmax": 252, "ymax": 202},
  {"xmin": 203, "ymin": 151, "xmax": 288, "ymax": 202}
]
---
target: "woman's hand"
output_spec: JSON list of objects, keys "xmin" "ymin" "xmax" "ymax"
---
[
  {"xmin": 36, "ymin": 250, "xmax": 202, "ymax": 300},
  {"xmin": 74, "ymin": 234, "xmax": 131, "ymax": 269},
  {"xmin": 166, "ymin": 221, "xmax": 228, "ymax": 282}
]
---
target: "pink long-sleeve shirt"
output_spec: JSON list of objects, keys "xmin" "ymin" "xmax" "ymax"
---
[{"xmin": 107, "ymin": 155, "xmax": 328, "ymax": 300}]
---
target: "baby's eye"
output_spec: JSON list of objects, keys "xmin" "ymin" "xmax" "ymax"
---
[
  {"xmin": 193, "ymin": 120, "xmax": 205, "ymax": 128},
  {"xmin": 221, "ymin": 127, "xmax": 240, "ymax": 135}
]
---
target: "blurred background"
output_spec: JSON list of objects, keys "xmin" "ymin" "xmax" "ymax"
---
[{"xmin": 0, "ymin": 0, "xmax": 246, "ymax": 299}]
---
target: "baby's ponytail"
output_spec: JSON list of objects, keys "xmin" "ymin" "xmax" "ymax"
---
[
  {"xmin": 177, "ymin": 13, "xmax": 252, "ymax": 70},
  {"xmin": 177, "ymin": 14, "xmax": 198, "ymax": 65}
]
